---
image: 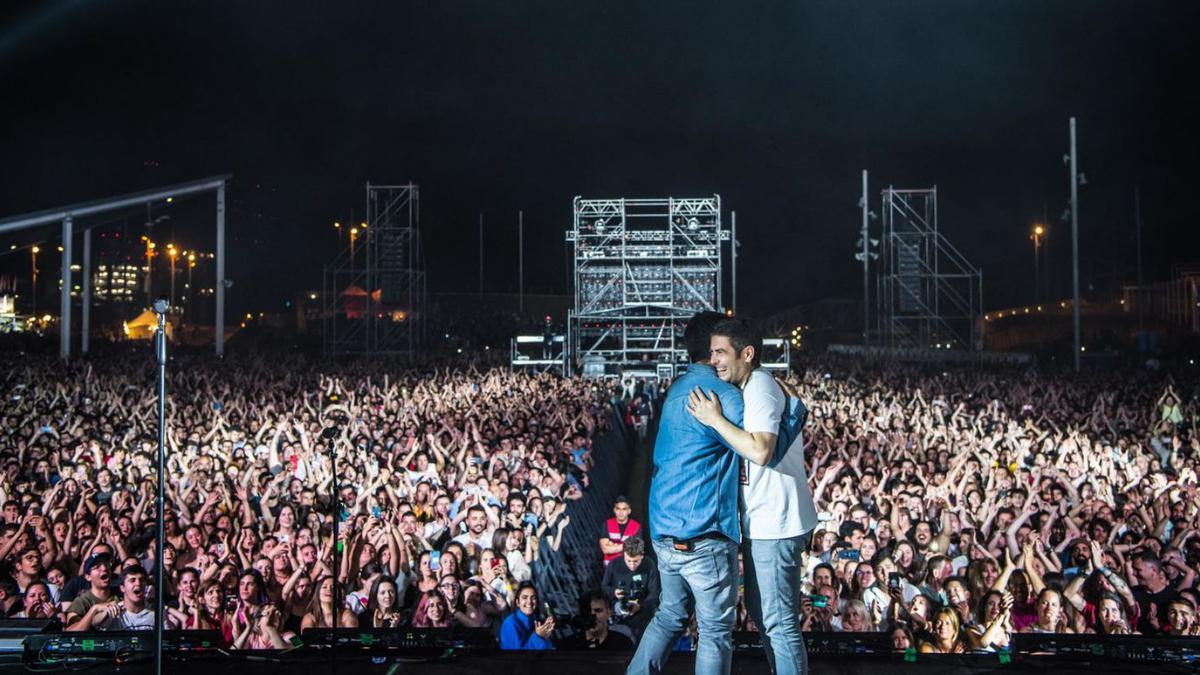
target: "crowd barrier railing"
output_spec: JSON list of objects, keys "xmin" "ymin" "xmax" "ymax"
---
[{"xmin": 532, "ymin": 404, "xmax": 633, "ymax": 617}]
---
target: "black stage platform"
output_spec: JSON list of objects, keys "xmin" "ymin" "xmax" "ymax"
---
[
  {"xmin": 2, "ymin": 648, "xmax": 1200, "ymax": 672},
  {"xmin": 2, "ymin": 650, "xmax": 1196, "ymax": 675},
  {"xmin": 6, "ymin": 628, "xmax": 1197, "ymax": 674}
]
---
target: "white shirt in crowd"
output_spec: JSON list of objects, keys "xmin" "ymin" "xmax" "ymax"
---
[
  {"xmin": 94, "ymin": 607, "xmax": 155, "ymax": 631},
  {"xmin": 740, "ymin": 369, "xmax": 819, "ymax": 540}
]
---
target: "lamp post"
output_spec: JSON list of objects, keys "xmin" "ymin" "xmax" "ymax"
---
[
  {"xmin": 142, "ymin": 237, "xmax": 156, "ymax": 305},
  {"xmin": 30, "ymin": 245, "xmax": 39, "ymax": 316},
  {"xmin": 350, "ymin": 227, "xmax": 359, "ymax": 265},
  {"xmin": 186, "ymin": 253, "xmax": 196, "ymax": 320},
  {"xmin": 167, "ymin": 245, "xmax": 178, "ymax": 308},
  {"xmin": 334, "ymin": 221, "xmax": 342, "ymax": 244},
  {"xmin": 1031, "ymin": 224, "xmax": 1045, "ymax": 304}
]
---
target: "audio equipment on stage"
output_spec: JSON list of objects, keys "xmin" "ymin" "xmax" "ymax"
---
[
  {"xmin": 301, "ymin": 627, "xmax": 494, "ymax": 652},
  {"xmin": 732, "ymin": 632, "xmax": 892, "ymax": 655},
  {"xmin": 0, "ymin": 619, "xmax": 57, "ymax": 654},
  {"xmin": 22, "ymin": 630, "xmax": 222, "ymax": 664},
  {"xmin": 1012, "ymin": 634, "xmax": 1200, "ymax": 664}
]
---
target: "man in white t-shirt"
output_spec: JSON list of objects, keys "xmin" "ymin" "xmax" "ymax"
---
[
  {"xmin": 68, "ymin": 566, "xmax": 155, "ymax": 632},
  {"xmin": 452, "ymin": 505, "xmax": 496, "ymax": 555},
  {"xmin": 688, "ymin": 317, "xmax": 817, "ymax": 675}
]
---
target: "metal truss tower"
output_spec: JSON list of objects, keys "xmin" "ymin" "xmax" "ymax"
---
[
  {"xmin": 566, "ymin": 196, "xmax": 729, "ymax": 373},
  {"xmin": 322, "ymin": 183, "xmax": 425, "ymax": 356},
  {"xmin": 876, "ymin": 187, "xmax": 983, "ymax": 350}
]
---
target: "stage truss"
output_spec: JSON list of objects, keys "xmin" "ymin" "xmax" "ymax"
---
[
  {"xmin": 875, "ymin": 187, "xmax": 982, "ymax": 350},
  {"xmin": 566, "ymin": 196, "xmax": 730, "ymax": 373},
  {"xmin": 322, "ymin": 183, "xmax": 426, "ymax": 356}
]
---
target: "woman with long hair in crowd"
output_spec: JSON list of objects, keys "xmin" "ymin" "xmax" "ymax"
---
[
  {"xmin": 410, "ymin": 590, "xmax": 451, "ymax": 629},
  {"xmin": 970, "ymin": 590, "xmax": 1014, "ymax": 651},
  {"xmin": 1091, "ymin": 593, "xmax": 1138, "ymax": 635},
  {"xmin": 437, "ymin": 575, "xmax": 466, "ymax": 625},
  {"xmin": 188, "ymin": 580, "xmax": 232, "ymax": 640},
  {"xmin": 300, "ymin": 576, "xmax": 337, "ymax": 630},
  {"xmin": 919, "ymin": 607, "xmax": 974, "ymax": 653},
  {"xmin": 1022, "ymin": 588, "xmax": 1073, "ymax": 634},
  {"xmin": 453, "ymin": 579, "xmax": 507, "ymax": 628},
  {"xmin": 232, "ymin": 604, "xmax": 293, "ymax": 650},
  {"xmin": 363, "ymin": 576, "xmax": 403, "ymax": 628}
]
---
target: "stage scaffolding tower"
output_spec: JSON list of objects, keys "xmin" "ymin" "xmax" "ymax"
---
[
  {"xmin": 875, "ymin": 187, "xmax": 983, "ymax": 350},
  {"xmin": 322, "ymin": 183, "xmax": 425, "ymax": 357},
  {"xmin": 566, "ymin": 196, "xmax": 730, "ymax": 374}
]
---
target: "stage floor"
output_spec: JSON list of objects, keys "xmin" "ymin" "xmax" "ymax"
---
[{"xmin": 4, "ymin": 650, "xmax": 1195, "ymax": 675}]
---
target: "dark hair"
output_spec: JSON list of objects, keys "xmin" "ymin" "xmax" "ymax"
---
[
  {"xmin": 581, "ymin": 589, "xmax": 610, "ymax": 614},
  {"xmin": 711, "ymin": 317, "xmax": 763, "ymax": 368},
  {"xmin": 683, "ymin": 312, "xmax": 727, "ymax": 363},
  {"xmin": 622, "ymin": 536, "xmax": 645, "ymax": 557},
  {"xmin": 122, "ymin": 565, "xmax": 148, "ymax": 583},
  {"xmin": 365, "ymin": 575, "xmax": 399, "ymax": 621}
]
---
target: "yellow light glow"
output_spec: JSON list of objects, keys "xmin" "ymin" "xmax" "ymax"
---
[
  {"xmin": 31, "ymin": 246, "xmax": 40, "ymax": 254},
  {"xmin": 166, "ymin": 197, "xmax": 174, "ymax": 203}
]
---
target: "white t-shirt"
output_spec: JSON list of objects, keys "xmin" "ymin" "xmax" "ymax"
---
[
  {"xmin": 740, "ymin": 370, "xmax": 819, "ymax": 540},
  {"xmin": 95, "ymin": 607, "xmax": 155, "ymax": 631}
]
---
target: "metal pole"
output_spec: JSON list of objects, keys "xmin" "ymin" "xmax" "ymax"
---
[
  {"xmin": 1033, "ymin": 235, "xmax": 1040, "ymax": 305},
  {"xmin": 1070, "ymin": 117, "xmax": 1081, "ymax": 371},
  {"xmin": 30, "ymin": 247, "xmax": 37, "ymax": 318},
  {"xmin": 862, "ymin": 170, "xmax": 870, "ymax": 346},
  {"xmin": 479, "ymin": 213, "xmax": 484, "ymax": 298},
  {"xmin": 82, "ymin": 228, "xmax": 91, "ymax": 355},
  {"xmin": 518, "ymin": 210, "xmax": 524, "ymax": 315},
  {"xmin": 215, "ymin": 184, "xmax": 226, "ymax": 357},
  {"xmin": 1135, "ymin": 187, "xmax": 1144, "ymax": 334},
  {"xmin": 60, "ymin": 217, "xmax": 72, "ymax": 360},
  {"xmin": 330, "ymin": 440, "xmax": 339, "ymax": 631},
  {"xmin": 731, "ymin": 211, "xmax": 737, "ymax": 314},
  {"xmin": 153, "ymin": 307, "xmax": 167, "ymax": 675}
]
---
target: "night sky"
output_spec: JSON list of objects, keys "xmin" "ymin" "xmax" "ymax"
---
[{"xmin": 1, "ymin": 1, "xmax": 1196, "ymax": 319}]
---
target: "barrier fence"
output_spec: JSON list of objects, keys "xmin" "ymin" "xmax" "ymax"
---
[{"xmin": 532, "ymin": 404, "xmax": 634, "ymax": 617}]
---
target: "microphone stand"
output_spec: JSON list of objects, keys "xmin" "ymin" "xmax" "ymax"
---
[{"xmin": 152, "ymin": 299, "xmax": 169, "ymax": 675}]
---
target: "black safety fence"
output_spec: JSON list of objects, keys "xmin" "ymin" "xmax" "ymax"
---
[{"xmin": 532, "ymin": 404, "xmax": 634, "ymax": 617}]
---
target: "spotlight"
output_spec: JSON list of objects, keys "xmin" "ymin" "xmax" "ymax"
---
[{"xmin": 687, "ymin": 218, "xmax": 699, "ymax": 231}]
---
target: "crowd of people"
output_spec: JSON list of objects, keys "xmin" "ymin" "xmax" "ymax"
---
[
  {"xmin": 757, "ymin": 359, "xmax": 1200, "ymax": 650},
  {"xmin": 0, "ymin": 348, "xmax": 608, "ymax": 648},
  {"xmin": 3, "ymin": 337, "xmax": 1200, "ymax": 658}
]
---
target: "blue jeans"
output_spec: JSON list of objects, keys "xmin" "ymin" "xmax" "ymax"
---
[
  {"xmin": 627, "ymin": 536, "xmax": 738, "ymax": 675},
  {"xmin": 743, "ymin": 534, "xmax": 810, "ymax": 675}
]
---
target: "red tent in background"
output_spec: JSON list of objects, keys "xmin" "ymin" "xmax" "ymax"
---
[{"xmin": 340, "ymin": 285, "xmax": 382, "ymax": 319}]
